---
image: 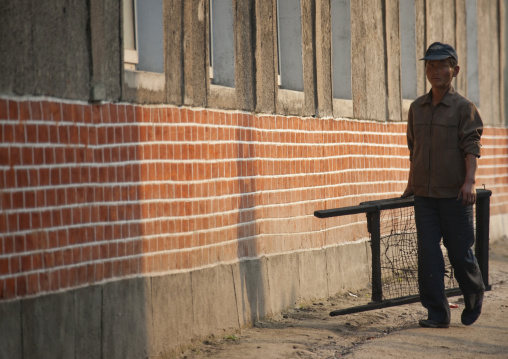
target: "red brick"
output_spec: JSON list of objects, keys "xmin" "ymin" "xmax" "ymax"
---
[
  {"xmin": 20, "ymin": 147, "xmax": 34, "ymax": 166},
  {"xmin": 92, "ymin": 263, "xmax": 102, "ymax": 282},
  {"xmin": 59, "ymin": 125, "xmax": 71, "ymax": 144},
  {"xmin": 9, "ymin": 256, "xmax": 21, "ymax": 274},
  {"xmin": 0, "ymin": 214, "xmax": 6, "ymax": 233},
  {"xmin": 37, "ymin": 272, "xmax": 49, "ymax": 293},
  {"xmin": 46, "ymin": 125, "xmax": 59, "ymax": 145},
  {"xmin": 74, "ymin": 105, "xmax": 84, "ymax": 123},
  {"xmin": 69, "ymin": 124, "xmax": 79, "ymax": 146},
  {"xmin": 49, "ymin": 102, "xmax": 62, "ymax": 122},
  {"xmin": 55, "ymin": 145, "xmax": 68, "ymax": 164},
  {"xmin": 110, "ymin": 104, "xmax": 119, "ymax": 123},
  {"xmin": 60, "ymin": 248, "xmax": 72, "ymax": 266},
  {"xmin": 7, "ymin": 149, "xmax": 20, "ymax": 171},
  {"xmin": 101, "ymin": 224, "xmax": 113, "ymax": 241},
  {"xmin": 91, "ymin": 202, "xmax": 105, "ymax": 223},
  {"xmin": 119, "ymin": 258, "xmax": 130, "ymax": 276},
  {"xmin": 50, "ymin": 270, "xmax": 59, "ymax": 291},
  {"xmin": 138, "ymin": 107, "xmax": 150, "ymax": 123},
  {"xmin": 79, "ymin": 244, "xmax": 92, "ymax": 263},
  {"xmin": 25, "ymin": 232, "xmax": 42, "ymax": 252},
  {"xmin": 101, "ymin": 104, "xmax": 111, "ymax": 123},
  {"xmin": 112, "ymin": 259, "xmax": 122, "ymax": 277},
  {"xmin": 0, "ymin": 99, "xmax": 8, "ymax": 120},
  {"xmin": 98, "ymin": 241, "xmax": 109, "ymax": 259},
  {"xmin": 0, "ymin": 258, "xmax": 8, "ymax": 275},
  {"xmin": 16, "ymin": 275, "xmax": 27, "ymax": 296},
  {"xmin": 129, "ymin": 105, "xmax": 140, "ymax": 123},
  {"xmin": 75, "ymin": 265, "xmax": 89, "ymax": 286},
  {"xmin": 11, "ymin": 233, "xmax": 25, "ymax": 253},
  {"xmin": 82, "ymin": 264, "xmax": 93, "ymax": 284},
  {"xmin": 21, "ymin": 254, "xmax": 32, "ymax": 271},
  {"xmin": 1, "ymin": 191, "xmax": 12, "ymax": 211},
  {"xmin": 69, "ymin": 239, "xmax": 80, "ymax": 259},
  {"xmin": 61, "ymin": 103, "xmax": 72, "ymax": 122},
  {"xmin": 0, "ymin": 145, "xmax": 9, "ymax": 167},
  {"xmin": 41, "ymin": 249, "xmax": 54, "ymax": 268},
  {"xmin": 59, "ymin": 268, "xmax": 69, "ymax": 289},
  {"xmin": 17, "ymin": 169, "xmax": 29, "ymax": 188},
  {"xmin": 81, "ymin": 105, "xmax": 92, "ymax": 124},
  {"xmin": 91, "ymin": 104, "xmax": 102, "ymax": 124},
  {"xmin": 35, "ymin": 101, "xmax": 51, "ymax": 121},
  {"xmin": 26, "ymin": 273, "xmax": 39, "ymax": 295},
  {"xmin": 2, "ymin": 277, "xmax": 16, "ymax": 299},
  {"xmin": 22, "ymin": 123, "xmax": 37, "ymax": 143},
  {"xmin": 123, "ymin": 104, "xmax": 134, "ymax": 123},
  {"xmin": 55, "ymin": 229, "xmax": 67, "ymax": 247},
  {"xmin": 103, "ymin": 261, "xmax": 114, "ymax": 279},
  {"xmin": 84, "ymin": 241, "xmax": 97, "ymax": 261},
  {"xmin": 8, "ymin": 100, "xmax": 19, "ymax": 121},
  {"xmin": 133, "ymin": 239, "xmax": 142, "ymax": 254},
  {"xmin": 133, "ymin": 257, "xmax": 141, "ymax": 274}
]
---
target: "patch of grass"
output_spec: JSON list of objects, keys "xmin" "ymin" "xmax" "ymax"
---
[{"xmin": 223, "ymin": 334, "xmax": 238, "ymax": 341}]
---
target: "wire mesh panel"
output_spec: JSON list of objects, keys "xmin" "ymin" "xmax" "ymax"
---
[
  {"xmin": 376, "ymin": 206, "xmax": 456, "ymax": 301},
  {"xmin": 314, "ymin": 189, "xmax": 492, "ymax": 316}
]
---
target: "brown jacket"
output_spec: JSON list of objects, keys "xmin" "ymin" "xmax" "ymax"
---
[{"xmin": 407, "ymin": 87, "xmax": 483, "ymax": 198}]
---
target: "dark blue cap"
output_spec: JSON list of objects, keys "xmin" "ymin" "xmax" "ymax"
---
[{"xmin": 420, "ymin": 42, "xmax": 458, "ymax": 62}]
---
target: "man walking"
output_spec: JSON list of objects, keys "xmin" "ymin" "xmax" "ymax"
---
[{"xmin": 402, "ymin": 42, "xmax": 485, "ymax": 328}]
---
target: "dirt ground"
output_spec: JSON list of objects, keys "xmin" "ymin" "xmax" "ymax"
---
[{"xmin": 177, "ymin": 236, "xmax": 508, "ymax": 359}]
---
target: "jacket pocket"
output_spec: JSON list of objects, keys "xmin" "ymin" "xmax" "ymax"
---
[
  {"xmin": 432, "ymin": 148, "xmax": 464, "ymax": 188},
  {"xmin": 432, "ymin": 116, "xmax": 459, "ymax": 149}
]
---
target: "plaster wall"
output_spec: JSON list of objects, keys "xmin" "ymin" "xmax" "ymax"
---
[{"xmin": 0, "ymin": 241, "xmax": 370, "ymax": 359}]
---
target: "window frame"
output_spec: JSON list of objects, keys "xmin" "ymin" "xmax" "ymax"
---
[
  {"xmin": 208, "ymin": 0, "xmax": 236, "ymax": 88},
  {"xmin": 209, "ymin": 0, "xmax": 214, "ymax": 80},
  {"xmin": 331, "ymin": 0, "xmax": 353, "ymax": 118},
  {"xmin": 466, "ymin": 0, "xmax": 480, "ymax": 107},
  {"xmin": 399, "ymin": 0, "xmax": 417, "ymax": 101},
  {"xmin": 276, "ymin": 0, "xmax": 304, "ymax": 91},
  {"xmin": 276, "ymin": 0, "xmax": 282, "ymax": 86},
  {"xmin": 123, "ymin": 0, "xmax": 139, "ymax": 71},
  {"xmin": 122, "ymin": 0, "xmax": 165, "ymax": 94}
]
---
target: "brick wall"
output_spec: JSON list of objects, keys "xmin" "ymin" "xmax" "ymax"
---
[
  {"xmin": 0, "ymin": 97, "xmax": 507, "ymax": 301},
  {"xmin": 478, "ymin": 130, "xmax": 508, "ymax": 215}
]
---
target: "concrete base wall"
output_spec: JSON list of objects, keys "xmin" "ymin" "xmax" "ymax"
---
[
  {"xmin": 0, "ymin": 241, "xmax": 370, "ymax": 359},
  {"xmin": 2, "ymin": 211, "xmax": 506, "ymax": 359},
  {"xmin": 491, "ymin": 213, "xmax": 508, "ymax": 242}
]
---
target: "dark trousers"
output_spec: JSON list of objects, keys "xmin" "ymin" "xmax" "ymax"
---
[{"xmin": 414, "ymin": 196, "xmax": 485, "ymax": 323}]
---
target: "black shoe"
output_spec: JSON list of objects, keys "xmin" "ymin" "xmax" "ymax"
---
[
  {"xmin": 461, "ymin": 290, "xmax": 484, "ymax": 326},
  {"xmin": 418, "ymin": 319, "xmax": 449, "ymax": 328}
]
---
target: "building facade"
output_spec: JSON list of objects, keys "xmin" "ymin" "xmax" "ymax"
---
[{"xmin": 1, "ymin": 0, "xmax": 508, "ymax": 357}]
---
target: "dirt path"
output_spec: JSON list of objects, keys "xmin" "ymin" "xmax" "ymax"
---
[{"xmin": 177, "ymin": 237, "xmax": 508, "ymax": 359}]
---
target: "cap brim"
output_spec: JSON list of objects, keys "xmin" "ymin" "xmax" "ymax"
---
[{"xmin": 420, "ymin": 54, "xmax": 455, "ymax": 61}]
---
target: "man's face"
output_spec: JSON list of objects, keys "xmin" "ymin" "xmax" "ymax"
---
[{"xmin": 425, "ymin": 59, "xmax": 458, "ymax": 90}]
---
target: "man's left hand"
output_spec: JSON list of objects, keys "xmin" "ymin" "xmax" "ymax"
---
[{"xmin": 458, "ymin": 182, "xmax": 476, "ymax": 206}]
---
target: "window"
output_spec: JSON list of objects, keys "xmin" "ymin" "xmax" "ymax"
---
[
  {"xmin": 122, "ymin": 0, "xmax": 164, "ymax": 73},
  {"xmin": 277, "ymin": 0, "xmax": 303, "ymax": 91},
  {"xmin": 123, "ymin": 0, "xmax": 138, "ymax": 70},
  {"xmin": 209, "ymin": 0, "xmax": 235, "ymax": 87},
  {"xmin": 400, "ymin": 0, "xmax": 417, "ymax": 99},
  {"xmin": 331, "ymin": 0, "xmax": 352, "ymax": 100},
  {"xmin": 466, "ymin": 0, "xmax": 480, "ymax": 106}
]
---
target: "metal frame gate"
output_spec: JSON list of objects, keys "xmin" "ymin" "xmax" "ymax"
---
[{"xmin": 314, "ymin": 189, "xmax": 492, "ymax": 316}]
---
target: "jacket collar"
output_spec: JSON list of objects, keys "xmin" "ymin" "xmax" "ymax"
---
[{"xmin": 420, "ymin": 86, "xmax": 455, "ymax": 107}]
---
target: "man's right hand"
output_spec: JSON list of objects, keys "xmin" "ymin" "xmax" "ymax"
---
[
  {"xmin": 401, "ymin": 186, "xmax": 414, "ymax": 198},
  {"xmin": 402, "ymin": 162, "xmax": 414, "ymax": 198}
]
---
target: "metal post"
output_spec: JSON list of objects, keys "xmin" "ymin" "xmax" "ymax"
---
[
  {"xmin": 475, "ymin": 193, "xmax": 491, "ymax": 289},
  {"xmin": 367, "ymin": 210, "xmax": 382, "ymax": 302}
]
